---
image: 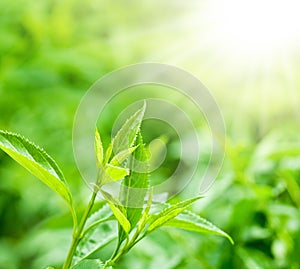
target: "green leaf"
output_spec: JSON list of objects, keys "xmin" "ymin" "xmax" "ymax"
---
[
  {"xmin": 164, "ymin": 210, "xmax": 234, "ymax": 244},
  {"xmin": 107, "ymin": 201, "xmax": 131, "ymax": 234},
  {"xmin": 95, "ymin": 129, "xmax": 103, "ymax": 166},
  {"xmin": 122, "ymin": 133, "xmax": 150, "ymax": 228},
  {"xmin": 147, "ymin": 196, "xmax": 203, "ymax": 233},
  {"xmin": 105, "ymin": 164, "xmax": 129, "ymax": 182},
  {"xmin": 82, "ymin": 204, "xmax": 115, "ymax": 237},
  {"xmin": 117, "ymin": 133, "xmax": 149, "ymax": 243},
  {"xmin": 280, "ymin": 171, "xmax": 300, "ymax": 209},
  {"xmin": 104, "ymin": 142, "xmax": 113, "ymax": 164},
  {"xmin": 74, "ymin": 205, "xmax": 116, "ymax": 265},
  {"xmin": 137, "ymin": 188, "xmax": 153, "ymax": 232},
  {"xmin": 112, "ymin": 102, "xmax": 146, "ymax": 154},
  {"xmin": 71, "ymin": 259, "xmax": 104, "ymax": 269},
  {"xmin": 101, "ymin": 191, "xmax": 131, "ymax": 234},
  {"xmin": 110, "ymin": 146, "xmax": 138, "ymax": 166},
  {"xmin": 0, "ymin": 130, "xmax": 72, "ymax": 205},
  {"xmin": 99, "ymin": 164, "xmax": 129, "ymax": 185}
]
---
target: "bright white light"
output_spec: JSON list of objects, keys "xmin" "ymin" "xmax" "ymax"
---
[{"xmin": 206, "ymin": 0, "xmax": 300, "ymax": 60}]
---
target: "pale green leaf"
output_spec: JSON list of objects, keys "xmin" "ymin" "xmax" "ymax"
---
[
  {"xmin": 104, "ymin": 164, "xmax": 129, "ymax": 184},
  {"xmin": 71, "ymin": 259, "xmax": 104, "ymax": 269},
  {"xmin": 83, "ymin": 204, "xmax": 115, "ymax": 236},
  {"xmin": 112, "ymin": 102, "xmax": 146, "ymax": 154},
  {"xmin": 137, "ymin": 188, "xmax": 153, "ymax": 232},
  {"xmin": 95, "ymin": 129, "xmax": 103, "ymax": 166},
  {"xmin": 110, "ymin": 146, "xmax": 138, "ymax": 166},
  {"xmin": 97, "ymin": 163, "xmax": 129, "ymax": 186},
  {"xmin": 107, "ymin": 201, "xmax": 131, "ymax": 234},
  {"xmin": 147, "ymin": 196, "xmax": 203, "ymax": 232},
  {"xmin": 164, "ymin": 210, "xmax": 234, "ymax": 244},
  {"xmin": 0, "ymin": 130, "xmax": 72, "ymax": 205},
  {"xmin": 73, "ymin": 205, "xmax": 116, "ymax": 265},
  {"xmin": 101, "ymin": 191, "xmax": 131, "ymax": 234}
]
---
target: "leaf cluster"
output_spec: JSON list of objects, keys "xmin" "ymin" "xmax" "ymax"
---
[{"xmin": 0, "ymin": 103, "xmax": 233, "ymax": 269}]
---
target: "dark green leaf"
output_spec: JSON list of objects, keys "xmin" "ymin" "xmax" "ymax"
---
[{"xmin": 122, "ymin": 133, "xmax": 150, "ymax": 229}]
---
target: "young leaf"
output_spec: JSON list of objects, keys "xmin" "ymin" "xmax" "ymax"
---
[
  {"xmin": 98, "ymin": 164, "xmax": 129, "ymax": 186},
  {"xmin": 0, "ymin": 130, "xmax": 72, "ymax": 205},
  {"xmin": 110, "ymin": 146, "xmax": 138, "ymax": 166},
  {"xmin": 101, "ymin": 190, "xmax": 131, "ymax": 234},
  {"xmin": 112, "ymin": 102, "xmax": 146, "ymax": 154},
  {"xmin": 104, "ymin": 142, "xmax": 113, "ymax": 164},
  {"xmin": 105, "ymin": 164, "xmax": 129, "ymax": 182},
  {"xmin": 71, "ymin": 259, "xmax": 104, "ymax": 269},
  {"xmin": 107, "ymin": 202, "xmax": 131, "ymax": 234},
  {"xmin": 164, "ymin": 210, "xmax": 234, "ymax": 244},
  {"xmin": 95, "ymin": 129, "xmax": 103, "ymax": 166},
  {"xmin": 147, "ymin": 196, "xmax": 203, "ymax": 233},
  {"xmin": 137, "ymin": 188, "xmax": 153, "ymax": 232}
]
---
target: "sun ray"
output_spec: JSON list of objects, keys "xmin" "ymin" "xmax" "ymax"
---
[{"xmin": 280, "ymin": 50, "xmax": 300, "ymax": 122}]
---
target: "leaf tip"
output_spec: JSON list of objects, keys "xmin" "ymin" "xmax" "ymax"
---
[{"xmin": 226, "ymin": 234, "xmax": 234, "ymax": 245}]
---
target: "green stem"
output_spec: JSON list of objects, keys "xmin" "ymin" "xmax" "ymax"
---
[
  {"xmin": 109, "ymin": 203, "xmax": 152, "ymax": 264},
  {"xmin": 110, "ymin": 230, "xmax": 144, "ymax": 264},
  {"xmin": 69, "ymin": 205, "xmax": 78, "ymax": 238},
  {"xmin": 109, "ymin": 238, "xmax": 122, "ymax": 261},
  {"xmin": 63, "ymin": 188, "xmax": 98, "ymax": 269}
]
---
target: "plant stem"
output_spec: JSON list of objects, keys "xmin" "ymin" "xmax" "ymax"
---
[
  {"xmin": 110, "ymin": 230, "xmax": 143, "ymax": 264},
  {"xmin": 69, "ymin": 204, "xmax": 78, "ymax": 238},
  {"xmin": 63, "ymin": 188, "xmax": 98, "ymax": 269}
]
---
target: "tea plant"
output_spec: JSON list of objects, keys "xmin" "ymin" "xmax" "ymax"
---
[{"xmin": 0, "ymin": 103, "xmax": 233, "ymax": 268}]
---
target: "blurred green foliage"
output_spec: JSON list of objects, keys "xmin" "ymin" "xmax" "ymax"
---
[{"xmin": 1, "ymin": 0, "xmax": 300, "ymax": 268}]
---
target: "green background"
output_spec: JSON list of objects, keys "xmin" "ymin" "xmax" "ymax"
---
[{"xmin": 0, "ymin": 1, "xmax": 300, "ymax": 268}]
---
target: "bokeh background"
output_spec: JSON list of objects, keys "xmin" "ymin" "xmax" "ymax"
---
[{"xmin": 1, "ymin": 0, "xmax": 300, "ymax": 268}]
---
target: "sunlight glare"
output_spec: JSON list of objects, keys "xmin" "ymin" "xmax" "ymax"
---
[{"xmin": 207, "ymin": 0, "xmax": 300, "ymax": 60}]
